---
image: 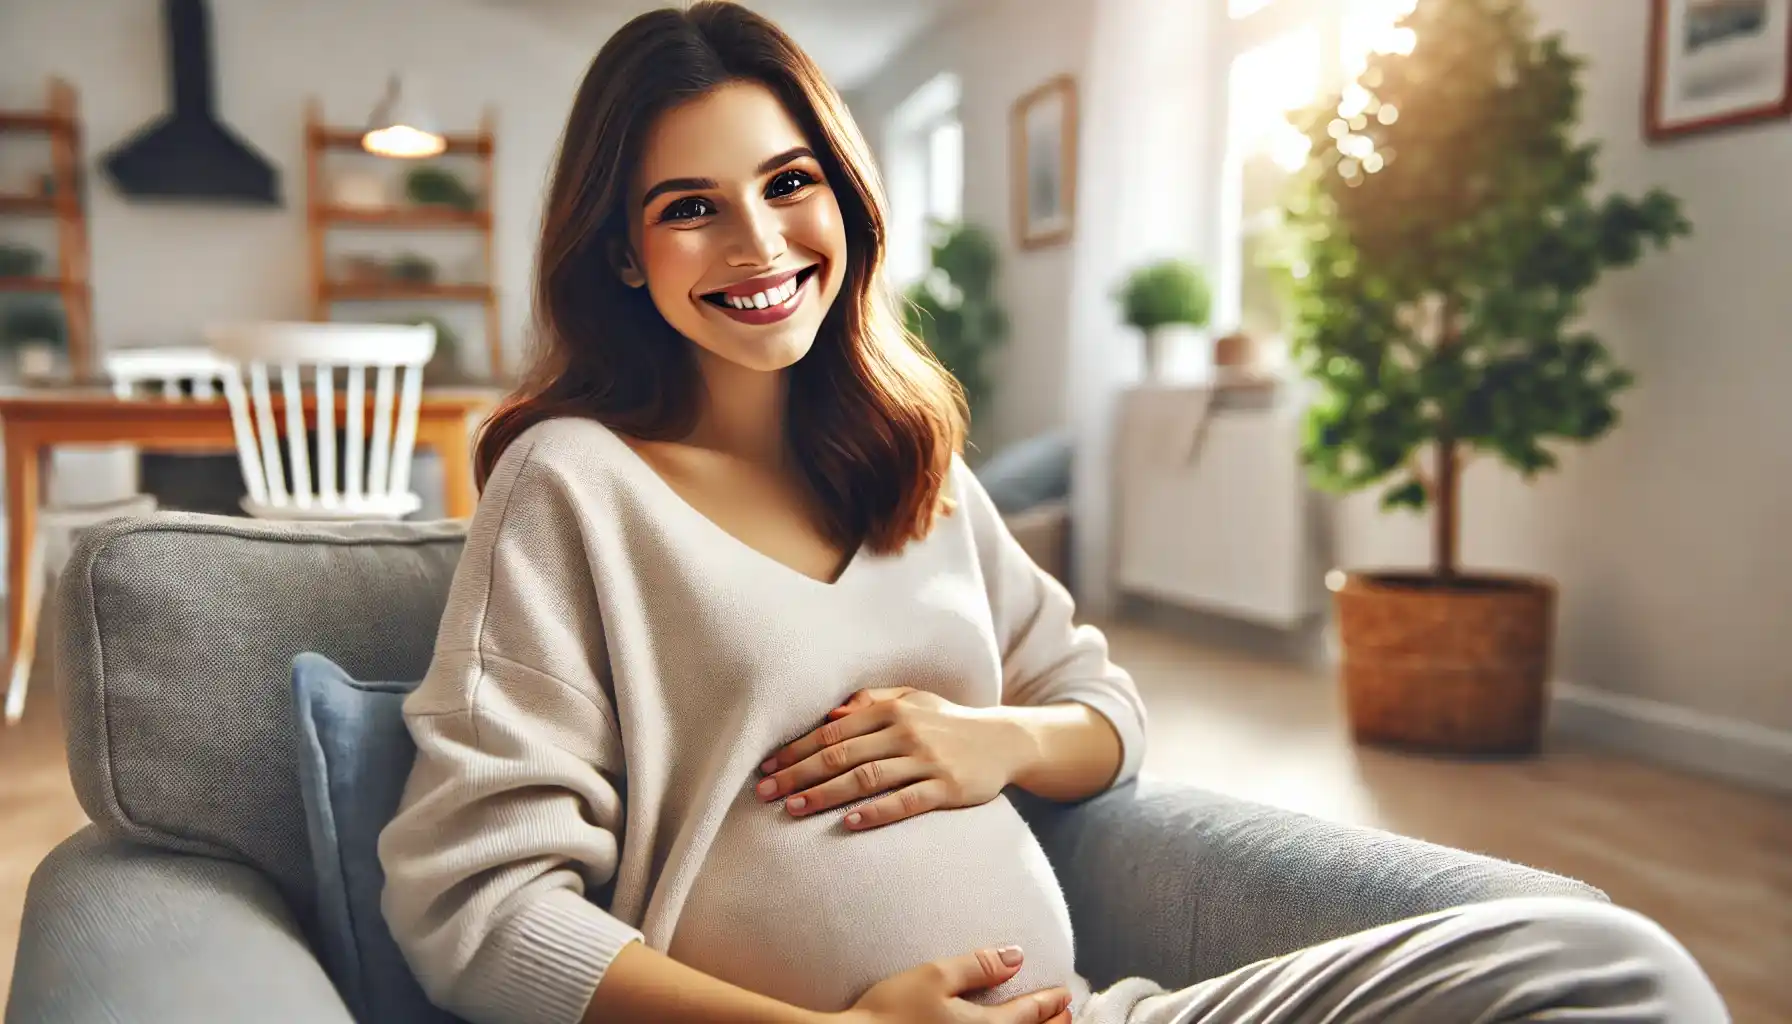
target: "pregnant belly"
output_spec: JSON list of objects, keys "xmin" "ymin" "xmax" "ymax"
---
[{"xmin": 666, "ymin": 789, "xmax": 1086, "ymax": 1014}]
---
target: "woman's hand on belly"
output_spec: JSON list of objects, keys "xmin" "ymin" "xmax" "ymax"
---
[
  {"xmin": 755, "ymin": 687, "xmax": 1034, "ymax": 830},
  {"xmin": 836, "ymin": 946, "xmax": 1071, "ymax": 1024}
]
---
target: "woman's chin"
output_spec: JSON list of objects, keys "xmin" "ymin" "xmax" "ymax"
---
[{"xmin": 689, "ymin": 322, "xmax": 819, "ymax": 374}]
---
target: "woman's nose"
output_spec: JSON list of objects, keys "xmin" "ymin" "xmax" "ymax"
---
[{"xmin": 727, "ymin": 201, "xmax": 787, "ymax": 268}]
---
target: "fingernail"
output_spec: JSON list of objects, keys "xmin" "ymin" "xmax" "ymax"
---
[
  {"xmin": 998, "ymin": 945, "xmax": 1023, "ymax": 967},
  {"xmin": 846, "ymin": 811, "xmax": 862, "ymax": 827},
  {"xmin": 756, "ymin": 778, "xmax": 776, "ymax": 798},
  {"xmin": 787, "ymin": 795, "xmax": 807, "ymax": 813},
  {"xmin": 760, "ymin": 758, "xmax": 776, "ymax": 773}
]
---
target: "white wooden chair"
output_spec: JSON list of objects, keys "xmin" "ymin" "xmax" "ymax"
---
[
  {"xmin": 204, "ymin": 322, "xmax": 437, "ymax": 522},
  {"xmin": 7, "ymin": 347, "xmax": 234, "ymax": 723}
]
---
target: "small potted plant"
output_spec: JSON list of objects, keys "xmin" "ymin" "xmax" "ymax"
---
[
  {"xmin": 1115, "ymin": 258, "xmax": 1211, "ymax": 379},
  {"xmin": 1, "ymin": 300, "xmax": 67, "ymax": 382},
  {"xmin": 1284, "ymin": 0, "xmax": 1689, "ymax": 754},
  {"xmin": 404, "ymin": 166, "xmax": 479, "ymax": 212}
]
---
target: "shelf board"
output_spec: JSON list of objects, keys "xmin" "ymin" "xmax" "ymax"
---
[
  {"xmin": 0, "ymin": 194, "xmax": 59, "ymax": 216},
  {"xmin": 0, "ymin": 276, "xmax": 71, "ymax": 294},
  {"xmin": 310, "ymin": 127, "xmax": 492, "ymax": 156},
  {"xmin": 317, "ymin": 205, "xmax": 490, "ymax": 229},
  {"xmin": 323, "ymin": 281, "xmax": 493, "ymax": 302},
  {"xmin": 0, "ymin": 110, "xmax": 74, "ymax": 134}
]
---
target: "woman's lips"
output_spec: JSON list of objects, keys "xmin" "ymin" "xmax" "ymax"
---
[{"xmin": 702, "ymin": 266, "xmax": 817, "ymax": 326}]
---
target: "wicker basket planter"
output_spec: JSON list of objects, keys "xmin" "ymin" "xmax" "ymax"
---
[{"xmin": 1332, "ymin": 570, "xmax": 1557, "ymax": 755}]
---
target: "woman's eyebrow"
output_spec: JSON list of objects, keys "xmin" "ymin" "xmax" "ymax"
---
[{"xmin": 756, "ymin": 146, "xmax": 815, "ymax": 173}]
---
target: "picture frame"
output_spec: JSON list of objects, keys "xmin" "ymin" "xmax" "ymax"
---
[
  {"xmin": 1011, "ymin": 74, "xmax": 1078, "ymax": 249},
  {"xmin": 1647, "ymin": 0, "xmax": 1792, "ymax": 140}
]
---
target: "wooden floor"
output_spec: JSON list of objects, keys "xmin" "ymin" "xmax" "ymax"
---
[{"xmin": 2, "ymin": 620, "xmax": 1788, "ymax": 1020}]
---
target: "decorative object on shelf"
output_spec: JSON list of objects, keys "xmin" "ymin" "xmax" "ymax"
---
[
  {"xmin": 1115, "ymin": 258, "xmax": 1212, "ymax": 380},
  {"xmin": 329, "ymin": 169, "xmax": 389, "ymax": 211},
  {"xmin": 0, "ymin": 242, "xmax": 45, "ymax": 279},
  {"xmin": 101, "ymin": 0, "xmax": 281, "ymax": 205},
  {"xmin": 1212, "ymin": 330, "xmax": 1259, "ymax": 371},
  {"xmin": 387, "ymin": 252, "xmax": 438, "ymax": 285},
  {"xmin": 1647, "ymin": 0, "xmax": 1792, "ymax": 140},
  {"xmin": 1011, "ymin": 74, "xmax": 1077, "ymax": 250},
  {"xmin": 0, "ymin": 76, "xmax": 93, "ymax": 378},
  {"xmin": 902, "ymin": 221, "xmax": 1008, "ymax": 423},
  {"xmin": 1, "ymin": 300, "xmax": 66, "ymax": 382},
  {"xmin": 306, "ymin": 99, "xmax": 504, "ymax": 379},
  {"xmin": 1286, "ymin": 0, "xmax": 1691, "ymax": 755},
  {"xmin": 363, "ymin": 75, "xmax": 446, "ymax": 159},
  {"xmin": 403, "ymin": 166, "xmax": 478, "ymax": 212}
]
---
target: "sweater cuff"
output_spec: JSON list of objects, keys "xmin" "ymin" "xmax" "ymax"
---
[
  {"xmin": 1053, "ymin": 690, "xmax": 1146, "ymax": 789},
  {"xmin": 477, "ymin": 888, "xmax": 644, "ymax": 1024}
]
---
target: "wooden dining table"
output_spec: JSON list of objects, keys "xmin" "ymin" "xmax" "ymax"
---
[{"xmin": 0, "ymin": 385, "xmax": 503, "ymax": 701}]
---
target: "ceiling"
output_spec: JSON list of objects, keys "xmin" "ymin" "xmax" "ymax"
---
[{"xmin": 482, "ymin": 0, "xmax": 960, "ymax": 91}]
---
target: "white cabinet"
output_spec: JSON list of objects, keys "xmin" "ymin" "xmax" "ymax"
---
[{"xmin": 1113, "ymin": 384, "xmax": 1318, "ymax": 627}]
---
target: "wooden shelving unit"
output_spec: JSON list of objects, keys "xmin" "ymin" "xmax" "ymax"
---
[
  {"xmin": 304, "ymin": 99, "xmax": 504, "ymax": 379},
  {"xmin": 0, "ymin": 77, "xmax": 94, "ymax": 379}
]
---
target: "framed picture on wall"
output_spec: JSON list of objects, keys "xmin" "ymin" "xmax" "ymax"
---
[
  {"xmin": 1647, "ymin": 0, "xmax": 1792, "ymax": 139},
  {"xmin": 1011, "ymin": 74, "xmax": 1078, "ymax": 249}
]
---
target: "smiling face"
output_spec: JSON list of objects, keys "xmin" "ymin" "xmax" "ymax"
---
[{"xmin": 625, "ymin": 81, "xmax": 850, "ymax": 375}]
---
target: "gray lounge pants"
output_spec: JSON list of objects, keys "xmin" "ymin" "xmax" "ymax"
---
[{"xmin": 1081, "ymin": 897, "xmax": 1728, "ymax": 1023}]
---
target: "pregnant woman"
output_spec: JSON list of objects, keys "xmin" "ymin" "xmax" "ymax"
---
[{"xmin": 378, "ymin": 5, "xmax": 1725, "ymax": 1023}]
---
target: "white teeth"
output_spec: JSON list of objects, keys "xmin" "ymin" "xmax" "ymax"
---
[{"xmin": 720, "ymin": 272, "xmax": 804, "ymax": 313}]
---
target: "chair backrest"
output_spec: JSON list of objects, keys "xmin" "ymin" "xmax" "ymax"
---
[
  {"xmin": 206, "ymin": 322, "xmax": 437, "ymax": 517},
  {"xmin": 104, "ymin": 347, "xmax": 233, "ymax": 400}
]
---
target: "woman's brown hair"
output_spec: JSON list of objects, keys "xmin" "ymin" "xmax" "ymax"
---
[{"xmin": 476, "ymin": 1, "xmax": 965, "ymax": 554}]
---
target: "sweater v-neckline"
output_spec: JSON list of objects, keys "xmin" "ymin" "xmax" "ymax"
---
[{"xmin": 592, "ymin": 422, "xmax": 864, "ymax": 589}]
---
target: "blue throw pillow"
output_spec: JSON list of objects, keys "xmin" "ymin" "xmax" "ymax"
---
[
  {"xmin": 292, "ymin": 652, "xmax": 462, "ymax": 1024},
  {"xmin": 974, "ymin": 431, "xmax": 1073, "ymax": 514}
]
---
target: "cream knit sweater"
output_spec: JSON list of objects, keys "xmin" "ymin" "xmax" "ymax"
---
[{"xmin": 378, "ymin": 417, "xmax": 1148, "ymax": 1024}]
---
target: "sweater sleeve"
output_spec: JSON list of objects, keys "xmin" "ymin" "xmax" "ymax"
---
[
  {"xmin": 955, "ymin": 457, "xmax": 1149, "ymax": 789},
  {"xmin": 379, "ymin": 435, "xmax": 643, "ymax": 1024}
]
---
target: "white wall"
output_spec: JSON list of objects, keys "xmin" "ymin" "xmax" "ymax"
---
[
  {"xmin": 1332, "ymin": 1, "xmax": 1792, "ymax": 781},
  {"xmin": 0, "ymin": 0, "xmax": 597, "ymax": 378},
  {"xmin": 848, "ymin": 0, "xmax": 1098, "ymax": 456}
]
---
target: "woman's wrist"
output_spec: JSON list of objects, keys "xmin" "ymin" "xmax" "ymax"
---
[{"xmin": 992, "ymin": 702, "xmax": 1124, "ymax": 801}]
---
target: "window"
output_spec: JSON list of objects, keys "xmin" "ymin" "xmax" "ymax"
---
[
  {"xmin": 1212, "ymin": 0, "xmax": 1418, "ymax": 357},
  {"xmin": 885, "ymin": 74, "xmax": 963, "ymax": 286}
]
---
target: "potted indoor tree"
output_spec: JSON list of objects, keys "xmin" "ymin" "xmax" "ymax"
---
[
  {"xmin": 1284, "ymin": 0, "xmax": 1689, "ymax": 753},
  {"xmin": 904, "ymin": 222, "xmax": 1009, "ymax": 423},
  {"xmin": 1115, "ymin": 258, "xmax": 1211, "ymax": 379}
]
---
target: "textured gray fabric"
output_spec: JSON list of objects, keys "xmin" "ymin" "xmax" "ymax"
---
[
  {"xmin": 1012, "ymin": 778, "xmax": 1608, "ymax": 993},
  {"xmin": 55, "ymin": 512, "xmax": 467, "ymax": 932},
  {"xmin": 7, "ymin": 826, "xmax": 355, "ymax": 1024}
]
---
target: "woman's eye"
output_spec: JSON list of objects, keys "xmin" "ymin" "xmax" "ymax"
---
[
  {"xmin": 766, "ymin": 169, "xmax": 817, "ymax": 199},
  {"xmin": 660, "ymin": 197, "xmax": 715, "ymax": 222}
]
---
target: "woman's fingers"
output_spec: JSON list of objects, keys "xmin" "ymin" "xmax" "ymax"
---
[
  {"xmin": 988, "ymin": 987, "xmax": 1073, "ymax": 1024},
  {"xmin": 843, "ymin": 779, "xmax": 950, "ymax": 830},
  {"xmin": 758, "ymin": 724, "xmax": 906, "ymax": 803},
  {"xmin": 760, "ymin": 700, "xmax": 898, "ymax": 775},
  {"xmin": 927, "ymin": 946, "xmax": 1026, "ymax": 996},
  {"xmin": 782, "ymin": 756, "xmax": 928, "ymax": 816},
  {"xmin": 826, "ymin": 686, "xmax": 917, "ymax": 719}
]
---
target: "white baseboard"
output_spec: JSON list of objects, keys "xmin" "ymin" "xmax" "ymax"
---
[{"xmin": 1551, "ymin": 682, "xmax": 1792, "ymax": 797}]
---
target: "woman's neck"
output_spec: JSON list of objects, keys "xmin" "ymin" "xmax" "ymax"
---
[{"xmin": 686, "ymin": 351, "xmax": 789, "ymax": 466}]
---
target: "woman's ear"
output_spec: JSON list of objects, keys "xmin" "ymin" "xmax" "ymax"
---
[{"xmin": 609, "ymin": 240, "xmax": 646, "ymax": 288}]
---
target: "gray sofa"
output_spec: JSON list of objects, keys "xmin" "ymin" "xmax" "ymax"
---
[{"xmin": 7, "ymin": 514, "xmax": 1605, "ymax": 1023}]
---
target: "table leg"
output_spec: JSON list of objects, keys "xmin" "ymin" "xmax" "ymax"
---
[
  {"xmin": 428, "ymin": 417, "xmax": 478, "ymax": 520},
  {"xmin": 5, "ymin": 432, "xmax": 42, "ymax": 724}
]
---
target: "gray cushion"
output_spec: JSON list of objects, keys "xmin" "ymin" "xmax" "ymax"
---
[
  {"xmin": 975, "ymin": 431, "xmax": 1073, "ymax": 514},
  {"xmin": 56, "ymin": 512, "xmax": 468, "ymax": 936},
  {"xmin": 293, "ymin": 653, "xmax": 458, "ymax": 1023}
]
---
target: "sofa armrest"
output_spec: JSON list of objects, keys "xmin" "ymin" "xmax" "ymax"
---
[
  {"xmin": 1015, "ymin": 777, "xmax": 1606, "ymax": 992},
  {"xmin": 8, "ymin": 827, "xmax": 354, "ymax": 1024}
]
